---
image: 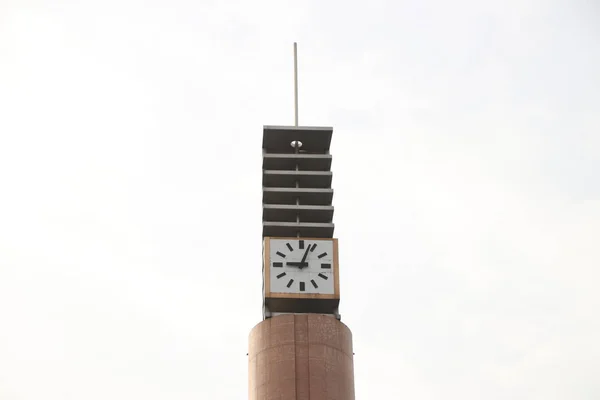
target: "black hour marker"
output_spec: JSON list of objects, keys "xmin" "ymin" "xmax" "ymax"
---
[
  {"xmin": 321, "ymin": 263, "xmax": 331, "ymax": 269},
  {"xmin": 311, "ymin": 280, "xmax": 318, "ymax": 288},
  {"xmin": 276, "ymin": 251, "xmax": 286, "ymax": 258},
  {"xmin": 299, "ymin": 240, "xmax": 304, "ymax": 249},
  {"xmin": 276, "ymin": 272, "xmax": 287, "ymax": 279},
  {"xmin": 318, "ymin": 273, "xmax": 328, "ymax": 280},
  {"xmin": 318, "ymin": 252, "xmax": 327, "ymax": 259},
  {"xmin": 299, "ymin": 282, "xmax": 305, "ymax": 291},
  {"xmin": 310, "ymin": 243, "xmax": 317, "ymax": 252},
  {"xmin": 273, "ymin": 262, "xmax": 283, "ymax": 268},
  {"xmin": 286, "ymin": 243, "xmax": 293, "ymax": 251},
  {"xmin": 287, "ymin": 279, "xmax": 294, "ymax": 288}
]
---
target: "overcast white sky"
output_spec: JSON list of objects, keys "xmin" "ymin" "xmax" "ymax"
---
[{"xmin": 1, "ymin": 0, "xmax": 599, "ymax": 399}]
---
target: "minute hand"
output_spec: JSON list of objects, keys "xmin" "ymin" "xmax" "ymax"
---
[{"xmin": 299, "ymin": 247, "xmax": 310, "ymax": 268}]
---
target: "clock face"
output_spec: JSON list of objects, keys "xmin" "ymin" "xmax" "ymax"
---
[{"xmin": 268, "ymin": 238, "xmax": 335, "ymax": 295}]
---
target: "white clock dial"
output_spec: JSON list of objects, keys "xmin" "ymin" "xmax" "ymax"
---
[{"xmin": 269, "ymin": 238, "xmax": 335, "ymax": 295}]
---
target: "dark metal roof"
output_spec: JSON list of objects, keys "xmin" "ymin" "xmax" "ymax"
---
[{"xmin": 262, "ymin": 125, "xmax": 333, "ymax": 153}]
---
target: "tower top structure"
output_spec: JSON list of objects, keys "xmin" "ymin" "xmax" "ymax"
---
[
  {"xmin": 262, "ymin": 124, "xmax": 335, "ymax": 239},
  {"xmin": 261, "ymin": 44, "xmax": 338, "ymax": 318}
]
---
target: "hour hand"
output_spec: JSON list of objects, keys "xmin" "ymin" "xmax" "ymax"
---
[{"xmin": 286, "ymin": 262, "xmax": 307, "ymax": 268}]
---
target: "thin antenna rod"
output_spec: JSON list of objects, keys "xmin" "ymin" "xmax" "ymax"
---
[{"xmin": 293, "ymin": 42, "xmax": 299, "ymax": 127}]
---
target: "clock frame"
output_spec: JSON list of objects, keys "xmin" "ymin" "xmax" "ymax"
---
[{"xmin": 263, "ymin": 237, "xmax": 340, "ymax": 306}]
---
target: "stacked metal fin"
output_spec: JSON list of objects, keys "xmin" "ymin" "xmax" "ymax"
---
[{"xmin": 262, "ymin": 125, "xmax": 334, "ymax": 238}]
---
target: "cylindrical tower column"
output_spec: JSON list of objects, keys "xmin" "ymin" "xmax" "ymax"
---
[{"xmin": 248, "ymin": 314, "xmax": 355, "ymax": 400}]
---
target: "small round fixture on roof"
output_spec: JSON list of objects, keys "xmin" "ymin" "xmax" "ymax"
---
[{"xmin": 290, "ymin": 140, "xmax": 303, "ymax": 149}]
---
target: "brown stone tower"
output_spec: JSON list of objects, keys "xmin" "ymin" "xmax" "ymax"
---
[
  {"xmin": 248, "ymin": 121, "xmax": 355, "ymax": 398},
  {"xmin": 248, "ymin": 314, "xmax": 355, "ymax": 399}
]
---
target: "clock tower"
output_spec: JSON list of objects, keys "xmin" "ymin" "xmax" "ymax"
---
[{"xmin": 248, "ymin": 53, "xmax": 356, "ymax": 398}]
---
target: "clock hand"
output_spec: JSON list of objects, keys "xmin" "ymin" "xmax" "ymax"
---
[
  {"xmin": 284, "ymin": 249, "xmax": 311, "ymax": 269},
  {"xmin": 286, "ymin": 262, "xmax": 304, "ymax": 267},
  {"xmin": 299, "ymin": 247, "xmax": 310, "ymax": 269},
  {"xmin": 286, "ymin": 261, "xmax": 308, "ymax": 267}
]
